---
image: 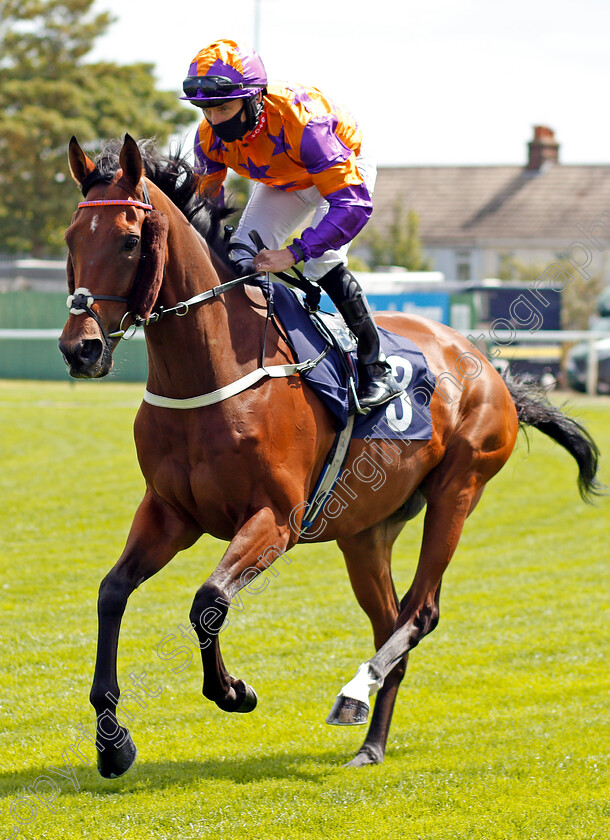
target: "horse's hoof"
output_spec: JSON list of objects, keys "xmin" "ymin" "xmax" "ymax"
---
[
  {"xmin": 235, "ymin": 680, "xmax": 258, "ymax": 713},
  {"xmin": 213, "ymin": 679, "xmax": 258, "ymax": 713},
  {"xmin": 343, "ymin": 748, "xmax": 384, "ymax": 768},
  {"xmin": 97, "ymin": 729, "xmax": 137, "ymax": 779},
  {"xmin": 326, "ymin": 695, "xmax": 369, "ymax": 726}
]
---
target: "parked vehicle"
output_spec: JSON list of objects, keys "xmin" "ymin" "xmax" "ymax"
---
[{"xmin": 566, "ymin": 337, "xmax": 610, "ymax": 393}]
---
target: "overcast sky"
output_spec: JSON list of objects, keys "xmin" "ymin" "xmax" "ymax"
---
[{"xmin": 90, "ymin": 0, "xmax": 610, "ymax": 167}]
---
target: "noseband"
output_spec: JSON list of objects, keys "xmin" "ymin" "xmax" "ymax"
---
[{"xmin": 67, "ymin": 286, "xmax": 139, "ymax": 340}]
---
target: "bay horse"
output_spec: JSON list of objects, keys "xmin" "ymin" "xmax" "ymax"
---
[{"xmin": 59, "ymin": 135, "xmax": 601, "ymax": 778}]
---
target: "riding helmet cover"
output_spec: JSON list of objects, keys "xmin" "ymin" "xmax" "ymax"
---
[{"xmin": 182, "ymin": 40, "xmax": 267, "ymax": 135}]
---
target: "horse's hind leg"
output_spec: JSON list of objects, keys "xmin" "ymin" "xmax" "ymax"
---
[
  {"xmin": 328, "ymin": 461, "xmax": 488, "ymax": 733},
  {"xmin": 90, "ymin": 491, "xmax": 200, "ymax": 778},
  {"xmin": 329, "ymin": 520, "xmax": 409, "ymax": 767}
]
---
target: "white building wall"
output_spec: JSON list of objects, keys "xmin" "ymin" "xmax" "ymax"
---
[{"xmin": 423, "ymin": 240, "xmax": 610, "ymax": 285}]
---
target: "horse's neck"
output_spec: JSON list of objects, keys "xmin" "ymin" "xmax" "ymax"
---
[{"xmin": 144, "ymin": 205, "xmax": 261, "ymax": 400}]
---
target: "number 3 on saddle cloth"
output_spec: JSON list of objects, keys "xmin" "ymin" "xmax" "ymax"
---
[
  {"xmin": 265, "ymin": 282, "xmax": 437, "ymax": 532},
  {"xmin": 268, "ymin": 281, "xmax": 436, "ymax": 441}
]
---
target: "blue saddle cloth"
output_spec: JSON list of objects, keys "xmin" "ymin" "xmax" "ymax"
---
[{"xmin": 269, "ymin": 283, "xmax": 436, "ymax": 440}]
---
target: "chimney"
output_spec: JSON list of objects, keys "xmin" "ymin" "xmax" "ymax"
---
[{"xmin": 527, "ymin": 125, "xmax": 559, "ymax": 170}]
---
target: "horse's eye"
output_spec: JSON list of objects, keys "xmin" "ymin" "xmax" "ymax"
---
[{"xmin": 124, "ymin": 236, "xmax": 139, "ymax": 251}]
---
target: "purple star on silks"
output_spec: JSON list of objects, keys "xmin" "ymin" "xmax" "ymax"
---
[
  {"xmin": 268, "ymin": 126, "xmax": 291, "ymax": 156},
  {"xmin": 239, "ymin": 158, "xmax": 271, "ymax": 180},
  {"xmin": 210, "ymin": 135, "xmax": 228, "ymax": 153},
  {"xmin": 292, "ymin": 88, "xmax": 313, "ymax": 109},
  {"xmin": 275, "ymin": 181, "xmax": 299, "ymax": 191},
  {"xmin": 287, "ymin": 85, "xmax": 313, "ymax": 111}
]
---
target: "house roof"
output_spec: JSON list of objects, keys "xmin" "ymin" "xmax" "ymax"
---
[{"xmin": 370, "ymin": 163, "xmax": 610, "ymax": 244}]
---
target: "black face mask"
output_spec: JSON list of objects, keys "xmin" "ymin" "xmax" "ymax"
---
[{"xmin": 209, "ymin": 105, "xmax": 248, "ymax": 143}]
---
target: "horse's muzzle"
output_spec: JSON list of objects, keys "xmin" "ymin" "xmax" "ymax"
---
[{"xmin": 58, "ymin": 336, "xmax": 112, "ymax": 379}]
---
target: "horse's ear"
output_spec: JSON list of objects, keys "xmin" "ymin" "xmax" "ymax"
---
[
  {"xmin": 119, "ymin": 133, "xmax": 143, "ymax": 189},
  {"xmin": 68, "ymin": 136, "xmax": 95, "ymax": 186},
  {"xmin": 129, "ymin": 211, "xmax": 169, "ymax": 319}
]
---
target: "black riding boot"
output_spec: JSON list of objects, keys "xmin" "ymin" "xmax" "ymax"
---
[{"xmin": 318, "ymin": 264, "xmax": 403, "ymax": 411}]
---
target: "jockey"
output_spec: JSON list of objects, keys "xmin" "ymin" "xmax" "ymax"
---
[{"xmin": 181, "ymin": 39, "xmax": 402, "ymax": 411}]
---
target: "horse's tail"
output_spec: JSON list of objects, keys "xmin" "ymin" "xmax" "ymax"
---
[{"xmin": 504, "ymin": 377, "xmax": 604, "ymax": 503}]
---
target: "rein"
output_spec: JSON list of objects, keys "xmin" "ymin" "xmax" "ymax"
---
[
  {"xmin": 67, "ymin": 273, "xmax": 263, "ymax": 339},
  {"xmin": 139, "ymin": 273, "xmax": 262, "ymax": 325}
]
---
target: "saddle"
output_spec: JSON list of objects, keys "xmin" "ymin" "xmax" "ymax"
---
[
  {"xmin": 228, "ymin": 230, "xmax": 362, "ymax": 417},
  {"xmin": 286, "ymin": 294, "xmax": 363, "ymax": 417}
]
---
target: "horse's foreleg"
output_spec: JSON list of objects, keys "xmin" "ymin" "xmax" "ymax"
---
[
  {"xmin": 90, "ymin": 491, "xmax": 200, "ymax": 778},
  {"xmin": 328, "ymin": 474, "xmax": 484, "ymax": 730},
  {"xmin": 189, "ymin": 507, "xmax": 290, "ymax": 714}
]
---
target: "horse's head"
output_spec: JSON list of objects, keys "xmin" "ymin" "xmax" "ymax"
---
[{"xmin": 59, "ymin": 135, "xmax": 169, "ymax": 378}]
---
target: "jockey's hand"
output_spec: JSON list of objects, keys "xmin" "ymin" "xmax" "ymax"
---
[{"xmin": 254, "ymin": 248, "xmax": 296, "ymax": 274}]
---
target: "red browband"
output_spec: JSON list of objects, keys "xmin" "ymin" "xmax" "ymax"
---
[{"xmin": 77, "ymin": 199, "xmax": 153, "ymax": 211}]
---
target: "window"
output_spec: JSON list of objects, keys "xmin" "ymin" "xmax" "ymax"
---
[{"xmin": 456, "ymin": 250, "xmax": 472, "ymax": 281}]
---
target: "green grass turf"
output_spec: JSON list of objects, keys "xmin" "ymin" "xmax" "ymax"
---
[{"xmin": 1, "ymin": 380, "xmax": 608, "ymax": 840}]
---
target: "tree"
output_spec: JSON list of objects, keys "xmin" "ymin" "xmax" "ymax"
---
[
  {"xmin": 496, "ymin": 254, "xmax": 547, "ymax": 284},
  {"xmin": 0, "ymin": 0, "xmax": 193, "ymax": 256},
  {"xmin": 560, "ymin": 271, "xmax": 604, "ymax": 330},
  {"xmin": 362, "ymin": 201, "xmax": 431, "ymax": 271}
]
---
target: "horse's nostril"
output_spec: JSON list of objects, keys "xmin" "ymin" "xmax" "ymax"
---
[
  {"xmin": 58, "ymin": 337, "xmax": 104, "ymax": 375},
  {"xmin": 79, "ymin": 338, "xmax": 103, "ymax": 365}
]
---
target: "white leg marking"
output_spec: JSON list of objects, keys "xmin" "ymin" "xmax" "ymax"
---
[{"xmin": 339, "ymin": 663, "xmax": 384, "ymax": 703}]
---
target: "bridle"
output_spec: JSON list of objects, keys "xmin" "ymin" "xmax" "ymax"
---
[
  {"xmin": 67, "ymin": 178, "xmax": 328, "ymax": 410},
  {"xmin": 68, "ymin": 179, "xmax": 156, "ymax": 343},
  {"xmin": 68, "ymin": 181, "xmax": 264, "ymax": 344}
]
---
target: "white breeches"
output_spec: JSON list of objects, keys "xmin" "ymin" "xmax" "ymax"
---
[{"xmin": 231, "ymin": 149, "xmax": 377, "ymax": 281}]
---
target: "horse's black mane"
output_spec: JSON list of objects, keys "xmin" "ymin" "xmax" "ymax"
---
[{"xmin": 88, "ymin": 138, "xmax": 236, "ymax": 263}]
